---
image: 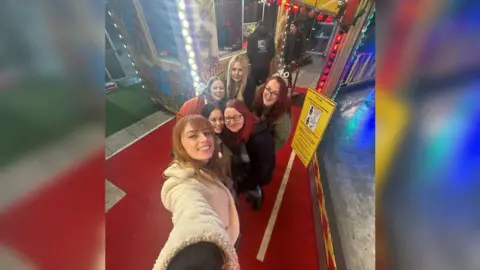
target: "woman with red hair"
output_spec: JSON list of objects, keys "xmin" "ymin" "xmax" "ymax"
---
[
  {"xmin": 252, "ymin": 76, "xmax": 292, "ymax": 151},
  {"xmin": 222, "ymin": 100, "xmax": 275, "ymax": 210}
]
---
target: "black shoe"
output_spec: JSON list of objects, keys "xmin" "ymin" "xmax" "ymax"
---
[{"xmin": 251, "ymin": 187, "xmax": 264, "ymax": 211}]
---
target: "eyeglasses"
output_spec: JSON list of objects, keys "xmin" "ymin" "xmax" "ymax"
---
[
  {"xmin": 265, "ymin": 86, "xmax": 279, "ymax": 97},
  {"xmin": 224, "ymin": 115, "xmax": 243, "ymax": 123}
]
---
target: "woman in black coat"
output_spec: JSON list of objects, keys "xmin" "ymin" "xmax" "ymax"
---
[{"xmin": 222, "ymin": 99, "xmax": 276, "ymax": 210}]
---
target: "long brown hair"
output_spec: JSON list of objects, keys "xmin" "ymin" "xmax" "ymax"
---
[
  {"xmin": 225, "ymin": 99, "xmax": 259, "ymax": 144},
  {"xmin": 171, "ymin": 115, "xmax": 226, "ymax": 183},
  {"xmin": 253, "ymin": 76, "xmax": 291, "ymax": 124}
]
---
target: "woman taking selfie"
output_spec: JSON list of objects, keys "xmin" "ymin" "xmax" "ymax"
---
[
  {"xmin": 153, "ymin": 115, "xmax": 240, "ymax": 270},
  {"xmin": 201, "ymin": 101, "xmax": 233, "ymax": 179},
  {"xmin": 252, "ymin": 75, "xmax": 292, "ymax": 151},
  {"xmin": 223, "ymin": 100, "xmax": 275, "ymax": 210},
  {"xmin": 225, "ymin": 54, "xmax": 256, "ymax": 111},
  {"xmin": 176, "ymin": 76, "xmax": 226, "ymax": 122}
]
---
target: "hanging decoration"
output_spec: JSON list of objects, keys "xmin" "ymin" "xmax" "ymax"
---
[
  {"xmin": 325, "ymin": 15, "xmax": 333, "ymax": 24},
  {"xmin": 107, "ymin": 10, "xmax": 146, "ymax": 90},
  {"xmin": 316, "ymin": 13, "xmax": 325, "ymax": 21},
  {"xmin": 176, "ymin": 0, "xmax": 202, "ymax": 95},
  {"xmin": 291, "ymin": 3, "xmax": 299, "ymax": 13},
  {"xmin": 331, "ymin": 8, "xmax": 375, "ymax": 100}
]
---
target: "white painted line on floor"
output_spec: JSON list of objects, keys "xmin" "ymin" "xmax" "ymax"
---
[
  {"xmin": 257, "ymin": 151, "xmax": 297, "ymax": 262},
  {"xmin": 106, "ymin": 116, "xmax": 174, "ymax": 160}
]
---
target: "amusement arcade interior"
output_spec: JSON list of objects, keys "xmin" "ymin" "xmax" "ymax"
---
[{"xmin": 105, "ymin": 0, "xmax": 375, "ymax": 269}]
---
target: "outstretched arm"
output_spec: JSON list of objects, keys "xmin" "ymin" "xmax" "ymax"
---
[{"xmin": 154, "ymin": 177, "xmax": 239, "ymax": 270}]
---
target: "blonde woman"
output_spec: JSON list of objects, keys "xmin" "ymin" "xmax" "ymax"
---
[
  {"xmin": 153, "ymin": 115, "xmax": 240, "ymax": 270},
  {"xmin": 226, "ymin": 54, "xmax": 256, "ymax": 111}
]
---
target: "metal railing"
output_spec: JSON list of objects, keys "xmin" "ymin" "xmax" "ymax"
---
[{"xmin": 344, "ymin": 52, "xmax": 375, "ymax": 85}]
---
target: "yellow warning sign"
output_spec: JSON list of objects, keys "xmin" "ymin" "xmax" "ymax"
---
[{"xmin": 292, "ymin": 88, "xmax": 336, "ymax": 167}]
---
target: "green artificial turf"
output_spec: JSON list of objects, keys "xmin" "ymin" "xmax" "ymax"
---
[{"xmin": 105, "ymin": 84, "xmax": 158, "ymax": 136}]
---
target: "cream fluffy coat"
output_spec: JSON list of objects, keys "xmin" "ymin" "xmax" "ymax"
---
[{"xmin": 152, "ymin": 163, "xmax": 240, "ymax": 270}]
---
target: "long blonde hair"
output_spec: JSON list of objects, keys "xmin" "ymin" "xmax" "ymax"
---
[
  {"xmin": 171, "ymin": 115, "xmax": 229, "ymax": 184},
  {"xmin": 226, "ymin": 54, "xmax": 250, "ymax": 99}
]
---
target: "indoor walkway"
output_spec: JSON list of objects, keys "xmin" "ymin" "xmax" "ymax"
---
[{"xmin": 316, "ymin": 84, "xmax": 375, "ymax": 270}]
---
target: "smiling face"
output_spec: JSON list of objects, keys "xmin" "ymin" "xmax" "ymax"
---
[
  {"xmin": 181, "ymin": 123, "xmax": 215, "ymax": 162},
  {"xmin": 224, "ymin": 107, "xmax": 244, "ymax": 133},
  {"xmin": 208, "ymin": 108, "xmax": 224, "ymax": 134},
  {"xmin": 231, "ymin": 62, "xmax": 244, "ymax": 82},
  {"xmin": 210, "ymin": 80, "xmax": 225, "ymax": 101},
  {"xmin": 263, "ymin": 79, "xmax": 281, "ymax": 106}
]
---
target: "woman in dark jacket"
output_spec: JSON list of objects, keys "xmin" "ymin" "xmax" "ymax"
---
[
  {"xmin": 222, "ymin": 99, "xmax": 275, "ymax": 210},
  {"xmin": 201, "ymin": 102, "xmax": 234, "ymax": 180},
  {"xmin": 252, "ymin": 75, "xmax": 292, "ymax": 151}
]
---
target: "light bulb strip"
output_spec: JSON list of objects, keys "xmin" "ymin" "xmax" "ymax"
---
[
  {"xmin": 108, "ymin": 10, "xmax": 146, "ymax": 89},
  {"xmin": 108, "ymin": 10, "xmax": 145, "ymax": 88},
  {"xmin": 177, "ymin": 0, "xmax": 202, "ymax": 96},
  {"xmin": 279, "ymin": 4, "xmax": 291, "ymax": 70},
  {"xmin": 316, "ymin": 30, "xmax": 345, "ymax": 92},
  {"xmin": 332, "ymin": 10, "xmax": 375, "ymax": 100}
]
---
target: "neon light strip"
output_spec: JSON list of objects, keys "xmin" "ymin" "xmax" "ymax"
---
[{"xmin": 177, "ymin": 0, "xmax": 201, "ymax": 95}]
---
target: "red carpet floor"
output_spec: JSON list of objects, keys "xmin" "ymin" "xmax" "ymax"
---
[
  {"xmin": 106, "ymin": 106, "xmax": 319, "ymax": 269},
  {"xmin": 294, "ymin": 87, "xmax": 308, "ymax": 95},
  {"xmin": 0, "ymin": 149, "xmax": 105, "ymax": 270}
]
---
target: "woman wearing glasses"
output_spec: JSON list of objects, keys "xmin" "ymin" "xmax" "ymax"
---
[
  {"xmin": 252, "ymin": 76, "xmax": 292, "ymax": 151},
  {"xmin": 176, "ymin": 76, "xmax": 226, "ymax": 122},
  {"xmin": 222, "ymin": 100, "xmax": 275, "ymax": 210}
]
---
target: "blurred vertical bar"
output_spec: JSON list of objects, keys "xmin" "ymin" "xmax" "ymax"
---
[
  {"xmin": 0, "ymin": 0, "xmax": 105, "ymax": 269},
  {"xmin": 377, "ymin": 0, "xmax": 480, "ymax": 269}
]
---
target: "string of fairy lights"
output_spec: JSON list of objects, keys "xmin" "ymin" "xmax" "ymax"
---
[
  {"xmin": 278, "ymin": 3, "xmax": 292, "ymax": 70},
  {"xmin": 107, "ymin": 10, "xmax": 146, "ymax": 89},
  {"xmin": 176, "ymin": 0, "xmax": 203, "ymax": 96},
  {"xmin": 332, "ymin": 7, "xmax": 375, "ymax": 100}
]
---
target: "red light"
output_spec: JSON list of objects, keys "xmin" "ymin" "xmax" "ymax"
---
[
  {"xmin": 327, "ymin": 61, "xmax": 333, "ymax": 67},
  {"xmin": 284, "ymin": 1, "xmax": 291, "ymax": 8},
  {"xmin": 333, "ymin": 44, "xmax": 339, "ymax": 51},
  {"xmin": 292, "ymin": 4, "xmax": 299, "ymax": 10},
  {"xmin": 320, "ymin": 75, "xmax": 328, "ymax": 81},
  {"xmin": 329, "ymin": 52, "xmax": 336, "ymax": 59},
  {"xmin": 323, "ymin": 68, "xmax": 330, "ymax": 74},
  {"xmin": 319, "ymin": 81, "xmax": 325, "ymax": 89},
  {"xmin": 316, "ymin": 13, "xmax": 324, "ymax": 21},
  {"xmin": 336, "ymin": 35, "xmax": 342, "ymax": 42},
  {"xmin": 325, "ymin": 15, "xmax": 333, "ymax": 24}
]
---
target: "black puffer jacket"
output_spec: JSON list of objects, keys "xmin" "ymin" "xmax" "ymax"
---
[{"xmin": 226, "ymin": 122, "xmax": 276, "ymax": 193}]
